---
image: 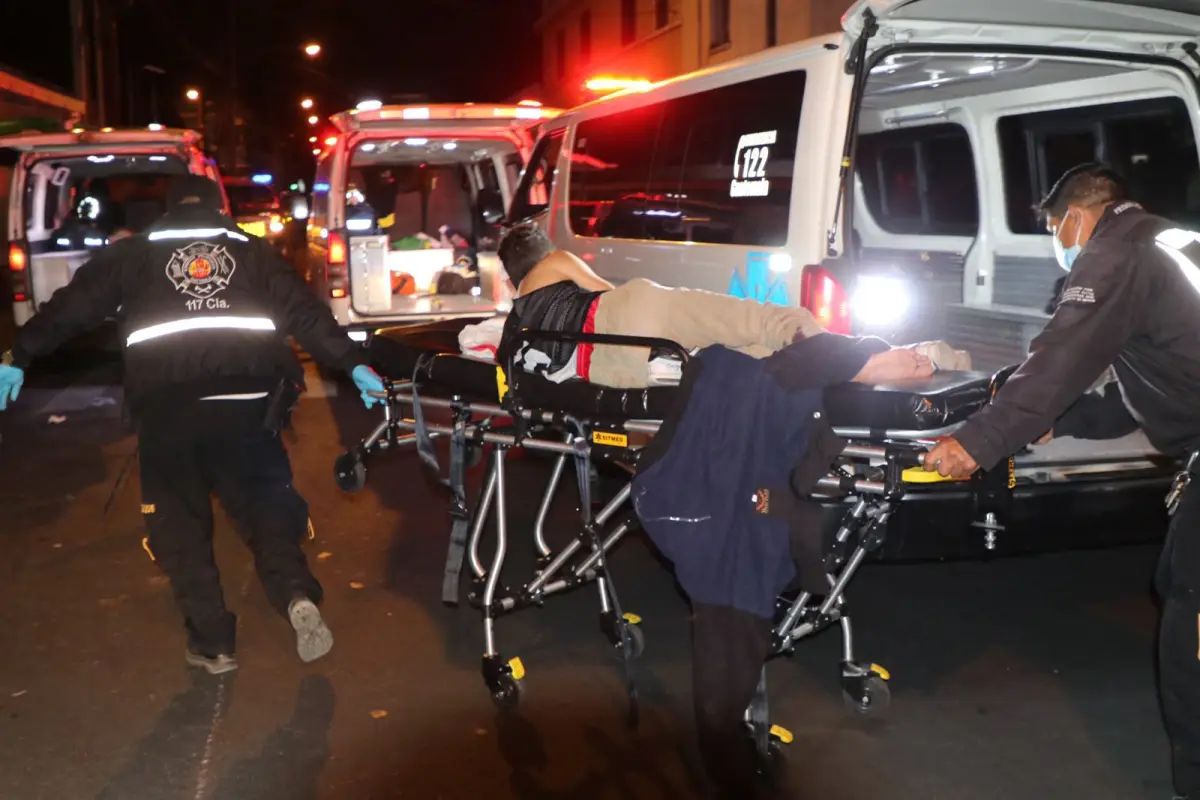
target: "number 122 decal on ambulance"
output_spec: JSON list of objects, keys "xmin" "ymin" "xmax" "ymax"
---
[{"xmin": 509, "ymin": 0, "xmax": 1200, "ymax": 559}]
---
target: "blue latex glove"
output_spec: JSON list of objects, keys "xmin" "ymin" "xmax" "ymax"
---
[
  {"xmin": 0, "ymin": 365, "xmax": 23, "ymax": 411},
  {"xmin": 352, "ymin": 364, "xmax": 385, "ymax": 409}
]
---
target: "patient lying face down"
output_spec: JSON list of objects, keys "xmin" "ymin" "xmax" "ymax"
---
[{"xmin": 494, "ymin": 225, "xmax": 962, "ymax": 388}]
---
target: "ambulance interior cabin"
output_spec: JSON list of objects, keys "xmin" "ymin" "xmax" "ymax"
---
[
  {"xmin": 346, "ymin": 137, "xmax": 516, "ymax": 302},
  {"xmin": 25, "ymin": 153, "xmax": 188, "ymax": 297},
  {"xmin": 850, "ymin": 51, "xmax": 1200, "ymax": 374}
]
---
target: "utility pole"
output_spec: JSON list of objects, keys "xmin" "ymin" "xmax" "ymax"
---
[
  {"xmin": 109, "ymin": 3, "xmax": 121, "ymax": 125},
  {"xmin": 71, "ymin": 0, "xmax": 92, "ymax": 124},
  {"xmin": 229, "ymin": 0, "xmax": 245, "ymax": 170},
  {"xmin": 91, "ymin": 0, "xmax": 107, "ymax": 126},
  {"xmin": 144, "ymin": 65, "xmax": 166, "ymax": 125}
]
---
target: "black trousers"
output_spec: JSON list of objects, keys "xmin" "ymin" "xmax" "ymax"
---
[
  {"xmin": 1158, "ymin": 482, "xmax": 1200, "ymax": 796},
  {"xmin": 137, "ymin": 405, "xmax": 322, "ymax": 656},
  {"xmin": 692, "ymin": 602, "xmax": 775, "ymax": 798}
]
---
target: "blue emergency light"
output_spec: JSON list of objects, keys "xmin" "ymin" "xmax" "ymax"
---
[{"xmin": 251, "ymin": 173, "xmax": 272, "ymax": 185}]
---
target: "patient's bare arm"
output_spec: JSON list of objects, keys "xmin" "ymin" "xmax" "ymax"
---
[{"xmin": 851, "ymin": 348, "xmax": 934, "ymax": 384}]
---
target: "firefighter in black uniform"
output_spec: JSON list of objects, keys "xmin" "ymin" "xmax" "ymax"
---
[
  {"xmin": 923, "ymin": 163, "xmax": 1200, "ymax": 799},
  {"xmin": 0, "ymin": 176, "xmax": 386, "ymax": 675}
]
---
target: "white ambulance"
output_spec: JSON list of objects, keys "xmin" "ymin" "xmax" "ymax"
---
[
  {"xmin": 4, "ymin": 126, "xmax": 225, "ymax": 327},
  {"xmin": 305, "ymin": 102, "xmax": 561, "ymax": 341},
  {"xmin": 507, "ymin": 0, "xmax": 1200, "ymax": 557}
]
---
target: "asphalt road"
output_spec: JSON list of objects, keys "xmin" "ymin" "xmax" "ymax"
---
[{"xmin": 0, "ymin": 327, "xmax": 1180, "ymax": 800}]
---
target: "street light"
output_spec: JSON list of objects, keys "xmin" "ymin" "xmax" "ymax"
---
[
  {"xmin": 184, "ymin": 88, "xmax": 205, "ymax": 137},
  {"xmin": 300, "ymin": 97, "xmax": 314, "ymax": 110},
  {"xmin": 303, "ymin": 42, "xmax": 321, "ymax": 57},
  {"xmin": 307, "ymin": 115, "xmax": 319, "ymax": 125}
]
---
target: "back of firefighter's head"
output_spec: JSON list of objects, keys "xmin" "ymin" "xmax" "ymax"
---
[
  {"xmin": 497, "ymin": 224, "xmax": 555, "ymax": 289},
  {"xmin": 167, "ymin": 175, "xmax": 225, "ymax": 214},
  {"xmin": 1038, "ymin": 162, "xmax": 1129, "ymax": 270}
]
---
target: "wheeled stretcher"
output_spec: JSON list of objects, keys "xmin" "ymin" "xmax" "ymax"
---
[{"xmin": 335, "ymin": 318, "xmax": 1170, "ymax": 762}]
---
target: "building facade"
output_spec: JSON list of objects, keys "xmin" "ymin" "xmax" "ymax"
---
[{"xmin": 536, "ymin": 0, "xmax": 850, "ymax": 108}]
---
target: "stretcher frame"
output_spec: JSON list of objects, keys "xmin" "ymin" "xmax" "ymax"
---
[
  {"xmin": 336, "ymin": 330, "xmax": 1183, "ymax": 778},
  {"xmin": 339, "ymin": 335, "xmax": 1178, "ymax": 765},
  {"xmin": 337, "ymin": 329, "xmax": 961, "ymax": 761},
  {"xmin": 345, "ymin": 377, "xmax": 914, "ymax": 743}
]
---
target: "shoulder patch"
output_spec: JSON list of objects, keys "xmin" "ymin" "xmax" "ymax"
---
[{"xmin": 1059, "ymin": 286, "xmax": 1096, "ymax": 305}]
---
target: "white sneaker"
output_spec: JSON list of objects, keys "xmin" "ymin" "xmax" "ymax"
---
[{"xmin": 288, "ymin": 598, "xmax": 333, "ymax": 663}]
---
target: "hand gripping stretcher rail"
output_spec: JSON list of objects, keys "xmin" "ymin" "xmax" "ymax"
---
[{"xmin": 333, "ymin": 318, "xmax": 1171, "ymax": 765}]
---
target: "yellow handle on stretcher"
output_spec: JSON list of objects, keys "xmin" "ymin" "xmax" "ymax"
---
[
  {"xmin": 901, "ymin": 467, "xmax": 968, "ymax": 483},
  {"xmin": 496, "ymin": 366, "xmax": 508, "ymax": 402}
]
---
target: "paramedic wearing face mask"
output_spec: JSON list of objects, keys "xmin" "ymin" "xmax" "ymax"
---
[
  {"xmin": 0, "ymin": 176, "xmax": 386, "ymax": 676},
  {"xmin": 921, "ymin": 162, "xmax": 1200, "ymax": 799}
]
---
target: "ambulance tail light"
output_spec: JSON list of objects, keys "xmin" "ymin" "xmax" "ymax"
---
[
  {"xmin": 800, "ymin": 265, "xmax": 850, "ymax": 335},
  {"xmin": 8, "ymin": 241, "xmax": 29, "ymax": 302},
  {"xmin": 326, "ymin": 232, "xmax": 347, "ymax": 298}
]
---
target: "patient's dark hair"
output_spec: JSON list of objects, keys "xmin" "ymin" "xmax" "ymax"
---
[
  {"xmin": 497, "ymin": 224, "xmax": 556, "ymax": 286},
  {"xmin": 1037, "ymin": 162, "xmax": 1129, "ymax": 221}
]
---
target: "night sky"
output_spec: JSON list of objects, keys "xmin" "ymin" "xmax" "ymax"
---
[{"xmin": 0, "ymin": 0, "xmax": 543, "ymax": 171}]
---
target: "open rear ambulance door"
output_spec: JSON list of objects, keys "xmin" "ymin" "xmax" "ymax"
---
[
  {"xmin": 844, "ymin": 0, "xmax": 1200, "ymax": 57},
  {"xmin": 835, "ymin": 0, "xmax": 1200, "ymax": 479},
  {"xmin": 327, "ymin": 104, "xmax": 560, "ymax": 323},
  {"xmin": 0, "ymin": 128, "xmax": 205, "ymax": 250}
]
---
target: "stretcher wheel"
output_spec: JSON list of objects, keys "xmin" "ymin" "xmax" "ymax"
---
[
  {"xmin": 842, "ymin": 674, "xmax": 890, "ymax": 716},
  {"xmin": 602, "ymin": 612, "xmax": 645, "ymax": 661},
  {"xmin": 490, "ymin": 674, "xmax": 522, "ymax": 710},
  {"xmin": 608, "ymin": 620, "xmax": 645, "ymax": 661},
  {"xmin": 483, "ymin": 654, "xmax": 524, "ymax": 710},
  {"xmin": 334, "ymin": 452, "xmax": 366, "ymax": 493},
  {"xmin": 748, "ymin": 727, "xmax": 785, "ymax": 784}
]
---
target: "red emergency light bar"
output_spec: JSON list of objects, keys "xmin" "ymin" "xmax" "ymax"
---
[
  {"xmin": 332, "ymin": 103, "xmax": 563, "ymax": 132},
  {"xmin": 584, "ymin": 76, "xmax": 652, "ymax": 94}
]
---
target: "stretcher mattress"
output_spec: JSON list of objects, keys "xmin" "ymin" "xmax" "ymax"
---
[{"xmin": 368, "ymin": 323, "xmax": 994, "ymax": 430}]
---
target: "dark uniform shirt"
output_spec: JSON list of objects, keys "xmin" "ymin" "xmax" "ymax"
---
[
  {"xmin": 11, "ymin": 207, "xmax": 365, "ymax": 418},
  {"xmin": 955, "ymin": 202, "xmax": 1200, "ymax": 469}
]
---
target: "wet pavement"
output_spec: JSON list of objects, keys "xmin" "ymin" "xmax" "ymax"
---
[{"xmin": 0, "ymin": 333, "xmax": 1180, "ymax": 799}]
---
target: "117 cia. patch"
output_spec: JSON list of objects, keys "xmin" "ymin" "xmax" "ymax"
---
[{"xmin": 166, "ymin": 242, "xmax": 237, "ymax": 301}]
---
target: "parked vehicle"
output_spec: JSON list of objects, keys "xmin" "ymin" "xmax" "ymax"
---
[
  {"xmin": 305, "ymin": 102, "xmax": 561, "ymax": 340},
  {"xmin": 223, "ymin": 173, "xmax": 287, "ymax": 248},
  {"xmin": 3, "ymin": 126, "xmax": 226, "ymax": 327},
  {"xmin": 505, "ymin": 0, "xmax": 1200, "ymax": 557}
]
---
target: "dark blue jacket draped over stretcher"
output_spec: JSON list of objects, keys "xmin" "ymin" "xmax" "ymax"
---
[{"xmin": 632, "ymin": 334, "xmax": 887, "ymax": 619}]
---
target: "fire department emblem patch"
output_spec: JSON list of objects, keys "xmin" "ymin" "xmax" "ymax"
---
[{"xmin": 166, "ymin": 242, "xmax": 236, "ymax": 300}]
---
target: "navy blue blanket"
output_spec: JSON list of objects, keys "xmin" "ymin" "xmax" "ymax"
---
[{"xmin": 632, "ymin": 335, "xmax": 884, "ymax": 618}]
